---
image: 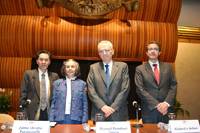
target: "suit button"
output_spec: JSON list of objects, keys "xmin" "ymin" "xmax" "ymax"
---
[
  {"xmin": 35, "ymin": 111, "xmax": 37, "ymax": 113},
  {"xmin": 72, "ymin": 108, "xmax": 74, "ymax": 110},
  {"xmin": 73, "ymin": 98, "xmax": 74, "ymax": 100},
  {"xmin": 38, "ymin": 102, "xmax": 39, "ymax": 104},
  {"xmin": 72, "ymin": 89, "xmax": 74, "ymax": 91}
]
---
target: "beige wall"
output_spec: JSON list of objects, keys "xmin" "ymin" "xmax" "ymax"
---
[{"xmin": 175, "ymin": 42, "xmax": 200, "ymax": 121}]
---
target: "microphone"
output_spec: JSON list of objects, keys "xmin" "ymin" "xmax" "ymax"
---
[
  {"xmin": 132, "ymin": 101, "xmax": 141, "ymax": 110},
  {"xmin": 21, "ymin": 99, "xmax": 31, "ymax": 108},
  {"xmin": 132, "ymin": 101, "xmax": 143, "ymax": 128}
]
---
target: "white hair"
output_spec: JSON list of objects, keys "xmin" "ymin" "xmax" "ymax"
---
[{"xmin": 97, "ymin": 40, "xmax": 113, "ymax": 50}]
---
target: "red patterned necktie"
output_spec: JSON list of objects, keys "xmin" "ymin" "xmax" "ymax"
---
[{"xmin": 153, "ymin": 64, "xmax": 159, "ymax": 84}]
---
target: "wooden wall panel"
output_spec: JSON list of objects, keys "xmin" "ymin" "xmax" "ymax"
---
[
  {"xmin": 0, "ymin": 57, "xmax": 31, "ymax": 119},
  {"xmin": 0, "ymin": 16, "xmax": 178, "ymax": 62},
  {"xmin": 0, "ymin": 0, "xmax": 182, "ymax": 23},
  {"xmin": 0, "ymin": 57, "xmax": 32, "ymax": 88}
]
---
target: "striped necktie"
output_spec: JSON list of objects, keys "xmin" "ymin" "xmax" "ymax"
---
[{"xmin": 41, "ymin": 74, "xmax": 47, "ymax": 111}]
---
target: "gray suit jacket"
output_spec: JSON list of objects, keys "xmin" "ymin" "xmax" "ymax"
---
[
  {"xmin": 135, "ymin": 61, "xmax": 177, "ymax": 118},
  {"xmin": 87, "ymin": 61, "xmax": 130, "ymax": 121},
  {"xmin": 19, "ymin": 69, "xmax": 59, "ymax": 120}
]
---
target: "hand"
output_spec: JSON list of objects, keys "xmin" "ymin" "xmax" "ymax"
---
[
  {"xmin": 162, "ymin": 109, "xmax": 168, "ymax": 115},
  {"xmin": 157, "ymin": 102, "xmax": 169, "ymax": 115},
  {"xmin": 101, "ymin": 105, "xmax": 115, "ymax": 118},
  {"xmin": 84, "ymin": 86, "xmax": 87, "ymax": 93}
]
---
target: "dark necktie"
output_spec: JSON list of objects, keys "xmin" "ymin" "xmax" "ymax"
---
[
  {"xmin": 41, "ymin": 74, "xmax": 47, "ymax": 111},
  {"xmin": 153, "ymin": 64, "xmax": 159, "ymax": 85},
  {"xmin": 105, "ymin": 65, "xmax": 110, "ymax": 105}
]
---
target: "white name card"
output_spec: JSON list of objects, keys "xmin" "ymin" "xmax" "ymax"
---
[
  {"xmin": 96, "ymin": 121, "xmax": 131, "ymax": 133},
  {"xmin": 12, "ymin": 120, "xmax": 50, "ymax": 133},
  {"xmin": 169, "ymin": 120, "xmax": 200, "ymax": 133}
]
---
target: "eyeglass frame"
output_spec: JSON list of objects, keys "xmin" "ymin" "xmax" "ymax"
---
[
  {"xmin": 98, "ymin": 49, "xmax": 112, "ymax": 54},
  {"xmin": 148, "ymin": 48, "xmax": 159, "ymax": 52}
]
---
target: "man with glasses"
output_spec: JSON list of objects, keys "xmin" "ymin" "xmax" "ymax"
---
[
  {"xmin": 19, "ymin": 50, "xmax": 59, "ymax": 120},
  {"xmin": 87, "ymin": 40, "xmax": 130, "ymax": 122},
  {"xmin": 135, "ymin": 41, "xmax": 177, "ymax": 124}
]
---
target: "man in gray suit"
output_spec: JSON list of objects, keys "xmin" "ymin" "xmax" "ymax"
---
[
  {"xmin": 87, "ymin": 40, "xmax": 130, "ymax": 122},
  {"xmin": 135, "ymin": 41, "xmax": 177, "ymax": 124},
  {"xmin": 19, "ymin": 50, "xmax": 59, "ymax": 120}
]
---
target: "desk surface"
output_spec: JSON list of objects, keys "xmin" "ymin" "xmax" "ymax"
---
[{"xmin": 1, "ymin": 123, "xmax": 168, "ymax": 133}]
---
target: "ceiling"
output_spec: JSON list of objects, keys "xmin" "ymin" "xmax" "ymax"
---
[{"xmin": 178, "ymin": 0, "xmax": 200, "ymax": 28}]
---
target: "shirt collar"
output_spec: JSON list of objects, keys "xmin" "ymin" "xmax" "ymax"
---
[
  {"xmin": 66, "ymin": 76, "xmax": 76, "ymax": 81},
  {"xmin": 38, "ymin": 68, "xmax": 48, "ymax": 76},
  {"xmin": 103, "ymin": 60, "xmax": 113, "ymax": 67},
  {"xmin": 148, "ymin": 60, "xmax": 159, "ymax": 67}
]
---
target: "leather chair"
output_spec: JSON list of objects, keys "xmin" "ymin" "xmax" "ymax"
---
[{"xmin": 0, "ymin": 114, "xmax": 14, "ymax": 123}]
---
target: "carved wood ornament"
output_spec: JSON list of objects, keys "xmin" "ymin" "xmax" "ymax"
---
[{"xmin": 35, "ymin": 0, "xmax": 140, "ymax": 19}]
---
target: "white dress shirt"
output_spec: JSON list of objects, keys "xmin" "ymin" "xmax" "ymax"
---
[{"xmin": 65, "ymin": 76, "xmax": 76, "ymax": 114}]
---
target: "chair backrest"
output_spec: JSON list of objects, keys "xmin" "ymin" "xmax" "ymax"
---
[{"xmin": 0, "ymin": 114, "xmax": 14, "ymax": 123}]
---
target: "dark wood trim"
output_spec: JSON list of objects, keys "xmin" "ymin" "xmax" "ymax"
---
[{"xmin": 32, "ymin": 55, "xmax": 143, "ymax": 62}]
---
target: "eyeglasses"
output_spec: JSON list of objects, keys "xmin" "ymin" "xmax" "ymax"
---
[
  {"xmin": 99, "ymin": 49, "xmax": 111, "ymax": 54},
  {"xmin": 148, "ymin": 48, "xmax": 159, "ymax": 52},
  {"xmin": 39, "ymin": 58, "xmax": 49, "ymax": 62}
]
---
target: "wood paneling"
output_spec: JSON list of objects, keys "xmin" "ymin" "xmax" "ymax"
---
[
  {"xmin": 0, "ymin": 57, "xmax": 31, "ymax": 118},
  {"xmin": 0, "ymin": 57, "xmax": 32, "ymax": 88},
  {"xmin": 0, "ymin": 0, "xmax": 182, "ymax": 23},
  {"xmin": 0, "ymin": 16, "xmax": 178, "ymax": 62}
]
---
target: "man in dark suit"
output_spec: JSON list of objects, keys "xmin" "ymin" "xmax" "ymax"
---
[
  {"xmin": 135, "ymin": 41, "xmax": 177, "ymax": 124},
  {"xmin": 19, "ymin": 50, "xmax": 59, "ymax": 120},
  {"xmin": 87, "ymin": 40, "xmax": 130, "ymax": 122}
]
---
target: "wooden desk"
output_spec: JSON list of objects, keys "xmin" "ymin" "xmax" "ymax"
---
[{"xmin": 1, "ymin": 123, "xmax": 169, "ymax": 133}]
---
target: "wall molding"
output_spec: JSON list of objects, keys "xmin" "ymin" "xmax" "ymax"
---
[{"xmin": 178, "ymin": 26, "xmax": 200, "ymax": 42}]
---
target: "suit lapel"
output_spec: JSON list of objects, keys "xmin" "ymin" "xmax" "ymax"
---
[
  {"xmin": 33, "ymin": 69, "xmax": 40, "ymax": 100},
  {"xmin": 48, "ymin": 71, "xmax": 54, "ymax": 101},
  {"xmin": 145, "ymin": 62, "xmax": 157, "ymax": 83},
  {"xmin": 98, "ymin": 62, "xmax": 107, "ymax": 87},
  {"xmin": 109, "ymin": 61, "xmax": 118, "ymax": 87},
  {"xmin": 159, "ymin": 61, "xmax": 165, "ymax": 84},
  {"xmin": 48, "ymin": 72, "xmax": 53, "ymax": 91}
]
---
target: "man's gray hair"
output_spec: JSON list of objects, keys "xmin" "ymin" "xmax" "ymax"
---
[{"xmin": 98, "ymin": 40, "xmax": 113, "ymax": 50}]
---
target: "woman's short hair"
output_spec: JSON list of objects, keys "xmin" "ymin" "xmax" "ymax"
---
[{"xmin": 61, "ymin": 59, "xmax": 81, "ymax": 77}]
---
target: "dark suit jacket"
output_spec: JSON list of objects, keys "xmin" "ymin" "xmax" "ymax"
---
[
  {"xmin": 87, "ymin": 61, "xmax": 130, "ymax": 121},
  {"xmin": 135, "ymin": 61, "xmax": 177, "ymax": 119},
  {"xmin": 19, "ymin": 69, "xmax": 59, "ymax": 120}
]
